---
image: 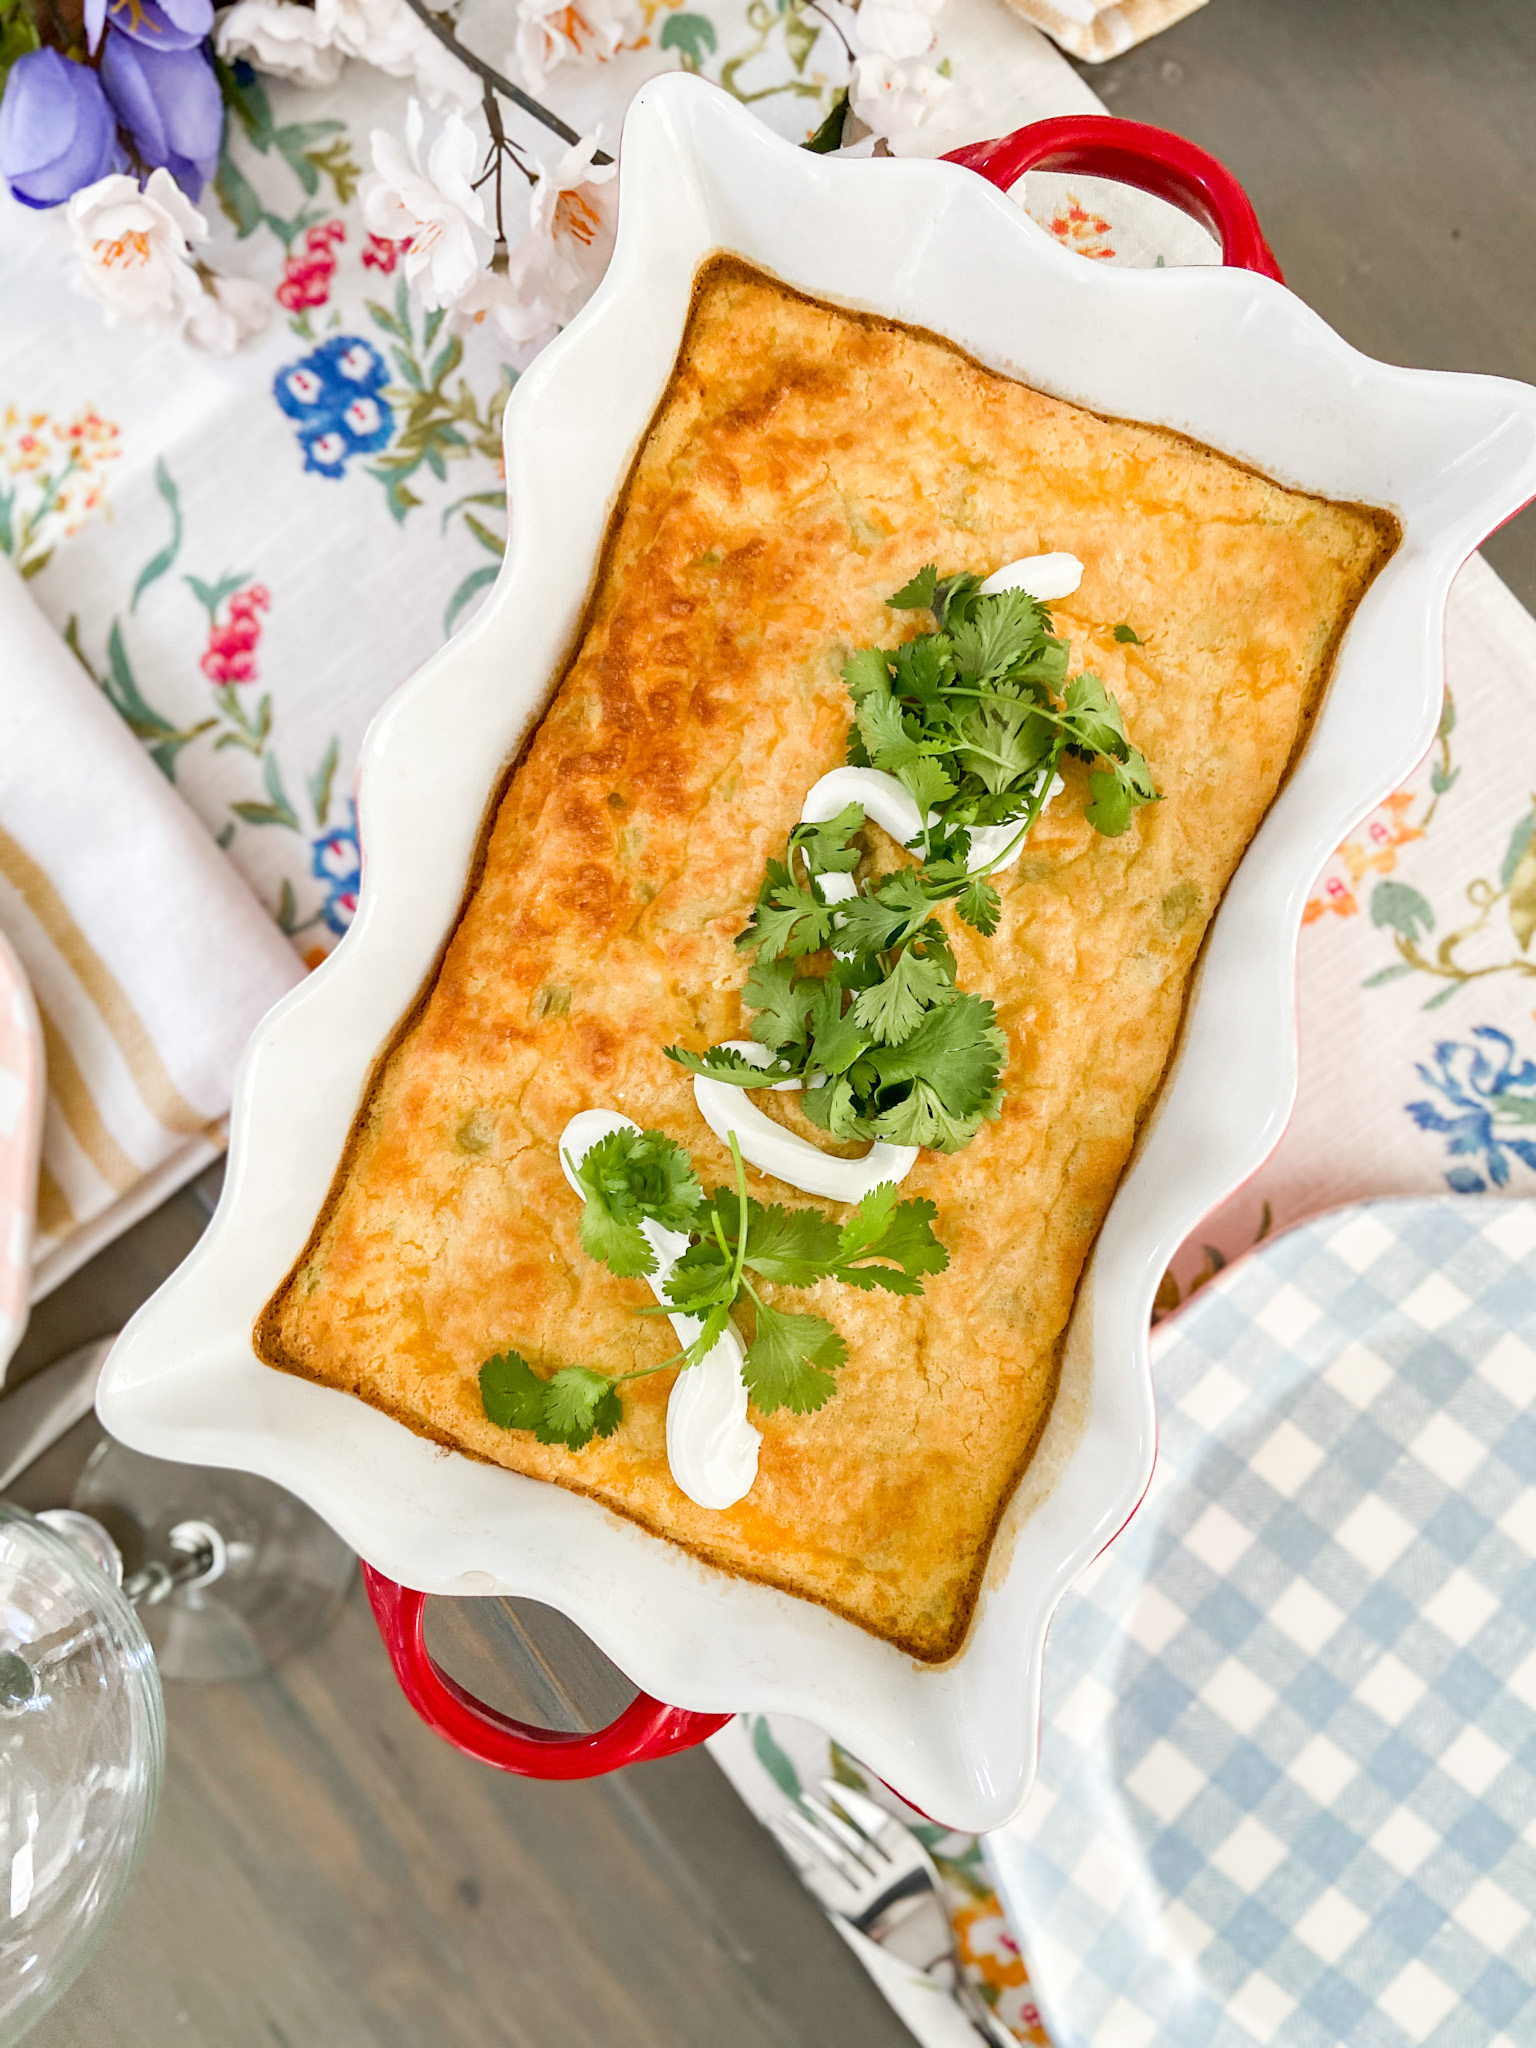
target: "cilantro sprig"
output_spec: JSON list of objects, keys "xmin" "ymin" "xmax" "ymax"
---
[
  {"xmin": 666, "ymin": 566, "xmax": 1157, "ymax": 1155},
  {"xmin": 850, "ymin": 565, "xmax": 1158, "ymax": 856},
  {"xmin": 479, "ymin": 1127, "xmax": 948, "ymax": 1450}
]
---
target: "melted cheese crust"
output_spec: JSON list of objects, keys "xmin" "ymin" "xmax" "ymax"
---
[{"xmin": 259, "ymin": 261, "xmax": 1394, "ymax": 1660}]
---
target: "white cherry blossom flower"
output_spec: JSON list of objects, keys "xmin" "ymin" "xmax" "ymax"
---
[
  {"xmin": 459, "ymin": 137, "xmax": 616, "ymax": 363},
  {"xmin": 487, "ymin": 142, "xmax": 618, "ymax": 364},
  {"xmin": 361, "ymin": 100, "xmax": 493, "ymax": 310},
  {"xmin": 849, "ymin": 0, "xmax": 943, "ymax": 62},
  {"xmin": 214, "ymin": 0, "xmax": 344, "ymax": 86},
  {"xmin": 183, "ymin": 272, "xmax": 273, "ymax": 354},
  {"xmin": 511, "ymin": 0, "xmax": 644, "ymax": 94},
  {"xmin": 849, "ymin": 53, "xmax": 974, "ymax": 157},
  {"xmin": 316, "ymin": 0, "xmax": 477, "ymax": 108},
  {"xmin": 66, "ymin": 169, "xmax": 205, "ymax": 327}
]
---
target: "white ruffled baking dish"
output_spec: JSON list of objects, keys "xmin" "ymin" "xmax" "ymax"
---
[{"xmin": 98, "ymin": 75, "xmax": 1536, "ymax": 1829}]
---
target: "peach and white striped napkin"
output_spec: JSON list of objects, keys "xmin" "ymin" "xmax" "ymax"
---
[
  {"xmin": 0, "ymin": 932, "xmax": 42, "ymax": 1370},
  {"xmin": 0, "ymin": 552, "xmax": 302, "ymax": 1332}
]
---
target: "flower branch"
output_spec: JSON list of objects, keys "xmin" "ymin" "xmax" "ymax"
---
[{"xmin": 392, "ymin": 0, "xmax": 611, "ymax": 164}]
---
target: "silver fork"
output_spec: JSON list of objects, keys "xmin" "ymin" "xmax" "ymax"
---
[{"xmin": 767, "ymin": 1777, "xmax": 1016, "ymax": 2047}]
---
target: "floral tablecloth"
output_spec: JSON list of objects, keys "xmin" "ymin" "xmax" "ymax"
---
[{"xmin": 4, "ymin": 5, "xmax": 1536, "ymax": 2041}]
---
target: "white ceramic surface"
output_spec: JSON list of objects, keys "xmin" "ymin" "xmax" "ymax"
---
[{"xmin": 98, "ymin": 76, "xmax": 1536, "ymax": 1830}]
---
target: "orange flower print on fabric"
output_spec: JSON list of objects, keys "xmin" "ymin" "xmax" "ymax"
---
[
  {"xmin": 1304, "ymin": 788, "xmax": 1425, "ymax": 924},
  {"xmin": 1038, "ymin": 193, "xmax": 1115, "ymax": 261},
  {"xmin": 954, "ymin": 1896, "xmax": 1054, "ymax": 2044},
  {"xmin": 0, "ymin": 406, "xmax": 122, "ymax": 577}
]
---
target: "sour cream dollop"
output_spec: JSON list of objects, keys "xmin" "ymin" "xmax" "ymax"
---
[
  {"xmin": 691, "ymin": 551, "xmax": 1081, "ymax": 1203},
  {"xmin": 560, "ymin": 1110, "xmax": 760, "ymax": 1511}
]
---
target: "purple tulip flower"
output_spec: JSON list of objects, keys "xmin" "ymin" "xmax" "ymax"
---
[
  {"xmin": 0, "ymin": 48, "xmax": 120, "ymax": 209},
  {"xmin": 84, "ymin": 0, "xmax": 215, "ymax": 54},
  {"xmin": 100, "ymin": 33, "xmax": 223, "ymax": 199}
]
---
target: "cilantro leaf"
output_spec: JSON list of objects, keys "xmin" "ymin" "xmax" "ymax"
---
[
  {"xmin": 665, "ymin": 1043, "xmax": 797, "ymax": 1087},
  {"xmin": 570, "ymin": 1126, "xmax": 703, "ymax": 1276},
  {"xmin": 1084, "ymin": 747, "xmax": 1158, "ymax": 837},
  {"xmin": 1119, "ymin": 744, "xmax": 1158, "ymax": 801},
  {"xmin": 895, "ymin": 754, "xmax": 956, "ymax": 823},
  {"xmin": 684, "ymin": 1301, "xmax": 736, "ymax": 1366},
  {"xmin": 540, "ymin": 1366, "xmax": 623, "ymax": 1449},
  {"xmin": 948, "ymin": 589, "xmax": 1050, "ymax": 680},
  {"xmin": 792, "ymin": 801, "xmax": 866, "ymax": 878},
  {"xmin": 743, "ymin": 1300, "xmax": 846, "ymax": 1414},
  {"xmin": 577, "ymin": 1197, "xmax": 654, "ymax": 1277},
  {"xmin": 1112, "ymin": 622, "xmax": 1144, "ymax": 645},
  {"xmin": 710, "ymin": 1190, "xmax": 842, "ymax": 1285},
  {"xmin": 1084, "ymin": 766, "xmax": 1133, "ymax": 836},
  {"xmin": 930, "ymin": 571, "xmax": 985, "ymax": 628},
  {"xmin": 891, "ymin": 633, "xmax": 951, "ymax": 706},
  {"xmin": 856, "ymin": 692, "xmax": 928, "ymax": 774},
  {"xmin": 887, "ymin": 564, "xmax": 938, "ymax": 612},
  {"xmin": 842, "ymin": 645, "xmax": 894, "ymax": 705},
  {"xmin": 849, "ymin": 944, "xmax": 954, "ymax": 1043},
  {"xmin": 480, "ymin": 1351, "xmax": 549, "ymax": 1432},
  {"xmin": 832, "ymin": 1179, "xmax": 898, "ymax": 1261},
  {"xmin": 853, "ymin": 1191, "xmax": 948, "ymax": 1276},
  {"xmin": 832, "ymin": 869, "xmax": 933, "ymax": 957},
  {"xmin": 797, "ymin": 1072, "xmax": 866, "ymax": 1140},
  {"xmin": 1060, "ymin": 670, "xmax": 1128, "ymax": 759},
  {"xmin": 803, "ymin": 991, "xmax": 873, "ymax": 1078},
  {"xmin": 662, "ymin": 1236, "xmax": 733, "ymax": 1315},
  {"xmin": 833, "ymin": 1187, "xmax": 949, "ymax": 1292},
  {"xmin": 742, "ymin": 955, "xmax": 816, "ymax": 1053},
  {"xmin": 738, "ymin": 859, "xmax": 839, "ymax": 959},
  {"xmin": 480, "ymin": 1353, "xmax": 623, "ymax": 1450},
  {"xmin": 955, "ymin": 875, "xmax": 1001, "ymax": 936},
  {"xmin": 868, "ymin": 993, "xmax": 1007, "ymax": 1121},
  {"xmin": 956, "ymin": 704, "xmax": 1056, "ymax": 799},
  {"xmin": 875, "ymin": 1078, "xmax": 1003, "ymax": 1153}
]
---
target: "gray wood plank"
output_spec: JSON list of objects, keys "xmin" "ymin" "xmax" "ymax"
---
[{"xmin": 21, "ymin": 1586, "xmax": 914, "ymax": 2048}]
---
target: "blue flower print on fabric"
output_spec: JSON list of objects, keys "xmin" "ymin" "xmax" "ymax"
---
[
  {"xmin": 273, "ymin": 336, "xmax": 393, "ymax": 479},
  {"xmin": 311, "ymin": 799, "xmax": 360, "ymax": 935},
  {"xmin": 1406, "ymin": 1025, "xmax": 1536, "ymax": 1192}
]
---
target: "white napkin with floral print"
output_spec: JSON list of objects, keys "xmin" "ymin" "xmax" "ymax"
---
[{"xmin": 0, "ymin": 548, "xmax": 302, "ymax": 1315}]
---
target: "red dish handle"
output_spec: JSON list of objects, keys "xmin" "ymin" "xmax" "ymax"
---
[
  {"xmin": 363, "ymin": 1565, "xmax": 732, "ymax": 1777},
  {"xmin": 943, "ymin": 113, "xmax": 1284, "ymax": 282}
]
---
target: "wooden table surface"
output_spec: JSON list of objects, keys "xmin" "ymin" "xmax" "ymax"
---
[{"xmin": 9, "ymin": 2, "xmax": 1535, "ymax": 2041}]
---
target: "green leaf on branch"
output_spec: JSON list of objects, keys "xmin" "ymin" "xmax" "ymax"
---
[
  {"xmin": 661, "ymin": 10, "xmax": 717, "ymax": 67},
  {"xmin": 802, "ymin": 89, "xmax": 848, "ymax": 153},
  {"xmin": 1371, "ymin": 879, "xmax": 1435, "ymax": 942}
]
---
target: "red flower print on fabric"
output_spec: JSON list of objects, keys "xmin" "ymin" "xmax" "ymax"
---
[
  {"xmin": 361, "ymin": 233, "xmax": 407, "ymax": 275},
  {"xmin": 277, "ymin": 221, "xmax": 346, "ymax": 313},
  {"xmin": 201, "ymin": 584, "xmax": 271, "ymax": 686},
  {"xmin": 1045, "ymin": 195, "xmax": 1115, "ymax": 261}
]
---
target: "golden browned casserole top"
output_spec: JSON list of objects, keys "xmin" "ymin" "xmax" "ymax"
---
[{"xmin": 260, "ymin": 259, "xmax": 1395, "ymax": 1661}]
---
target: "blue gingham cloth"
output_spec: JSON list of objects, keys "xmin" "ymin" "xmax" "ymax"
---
[{"xmin": 987, "ymin": 1198, "xmax": 1536, "ymax": 2048}]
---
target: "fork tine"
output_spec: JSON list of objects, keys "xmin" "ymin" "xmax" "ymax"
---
[
  {"xmin": 766, "ymin": 1814, "xmax": 819, "ymax": 1881},
  {"xmin": 819, "ymin": 1779, "xmax": 915, "ymax": 1858},
  {"xmin": 800, "ymin": 1790, "xmax": 886, "ymax": 1873},
  {"xmin": 775, "ymin": 1805, "xmax": 868, "ymax": 1892}
]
